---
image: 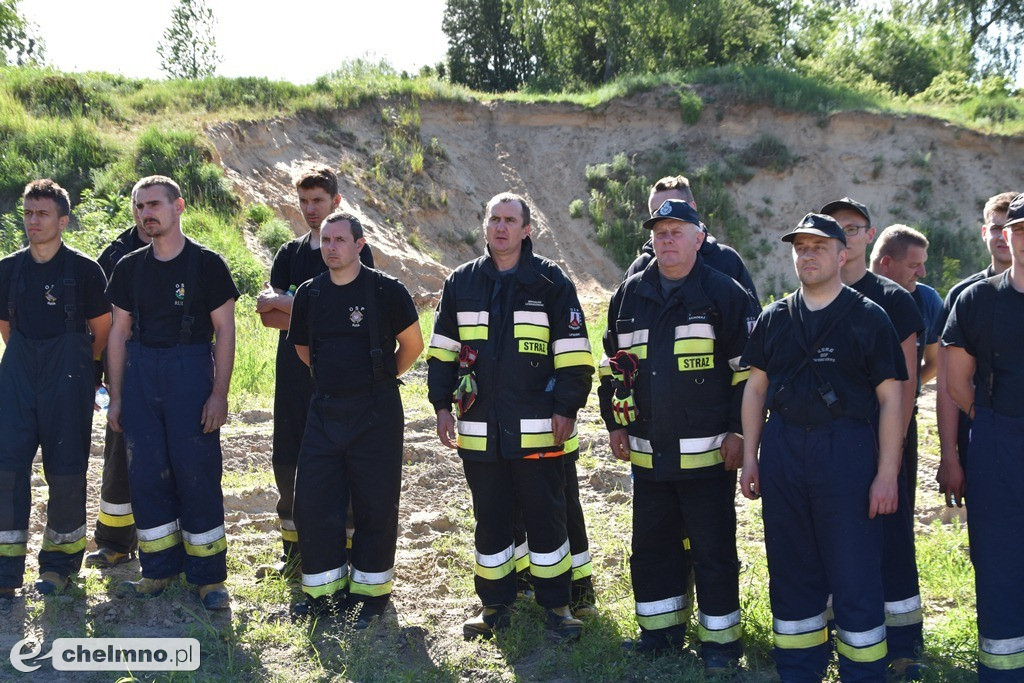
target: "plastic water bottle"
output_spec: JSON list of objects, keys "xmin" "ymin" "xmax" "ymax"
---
[{"xmin": 95, "ymin": 387, "xmax": 110, "ymax": 411}]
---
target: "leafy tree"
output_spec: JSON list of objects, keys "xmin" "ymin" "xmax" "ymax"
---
[
  {"xmin": 157, "ymin": 0, "xmax": 221, "ymax": 80},
  {"xmin": 0, "ymin": 0, "xmax": 43, "ymax": 65},
  {"xmin": 443, "ymin": 0, "xmax": 538, "ymax": 91}
]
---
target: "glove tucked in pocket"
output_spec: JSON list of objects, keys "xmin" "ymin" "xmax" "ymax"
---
[
  {"xmin": 609, "ymin": 350, "xmax": 640, "ymax": 426},
  {"xmin": 454, "ymin": 345, "xmax": 479, "ymax": 418}
]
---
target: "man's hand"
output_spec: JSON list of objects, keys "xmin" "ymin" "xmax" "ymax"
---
[
  {"xmin": 107, "ymin": 398, "xmax": 123, "ymax": 433},
  {"xmin": 201, "ymin": 392, "xmax": 229, "ymax": 434},
  {"xmin": 437, "ymin": 409, "xmax": 457, "ymax": 449},
  {"xmin": 739, "ymin": 458, "xmax": 760, "ymax": 500},
  {"xmin": 552, "ymin": 414, "xmax": 575, "ymax": 446},
  {"xmin": 721, "ymin": 433, "xmax": 743, "ymax": 471},
  {"xmin": 255, "ymin": 283, "xmax": 278, "ymax": 313},
  {"xmin": 868, "ymin": 473, "xmax": 899, "ymax": 518},
  {"xmin": 937, "ymin": 457, "xmax": 966, "ymax": 508},
  {"xmin": 609, "ymin": 428, "xmax": 630, "ymax": 461}
]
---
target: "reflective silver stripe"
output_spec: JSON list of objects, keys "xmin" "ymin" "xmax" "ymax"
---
[
  {"xmin": 476, "ymin": 543, "xmax": 515, "ymax": 568},
  {"xmin": 571, "ymin": 550, "xmax": 591, "ymax": 568},
  {"xmin": 728, "ymin": 355, "xmax": 748, "ymax": 372},
  {"xmin": 699, "ymin": 609, "xmax": 741, "ymax": 630},
  {"xmin": 138, "ymin": 520, "xmax": 180, "ymax": 541},
  {"xmin": 457, "ymin": 311, "xmax": 489, "ymax": 326},
  {"xmin": 628, "ymin": 435, "xmax": 653, "ymax": 453},
  {"xmin": 679, "ymin": 433, "xmax": 727, "ymax": 453},
  {"xmin": 530, "ymin": 539, "xmax": 570, "ymax": 567},
  {"xmin": 617, "ymin": 329, "xmax": 649, "ymax": 347},
  {"xmin": 837, "ymin": 625, "xmax": 886, "ymax": 647},
  {"xmin": 636, "ymin": 595, "xmax": 687, "ymax": 616},
  {"xmin": 553, "ymin": 338, "xmax": 591, "ymax": 354},
  {"xmin": 675, "ymin": 323, "xmax": 715, "ymax": 339},
  {"xmin": 281, "ymin": 519, "xmax": 297, "ymax": 532},
  {"xmin": 884, "ymin": 595, "xmax": 922, "ymax": 615},
  {"xmin": 0, "ymin": 530, "xmax": 28, "ymax": 543},
  {"xmin": 182, "ymin": 525, "xmax": 225, "ymax": 546},
  {"xmin": 429, "ymin": 333, "xmax": 461, "ymax": 352},
  {"xmin": 521, "ymin": 418, "xmax": 552, "ymax": 433},
  {"xmin": 598, "ymin": 354, "xmax": 610, "ymax": 367},
  {"xmin": 774, "ymin": 613, "xmax": 828, "ymax": 634},
  {"xmin": 350, "ymin": 566, "xmax": 394, "ymax": 585},
  {"xmin": 100, "ymin": 500, "xmax": 133, "ymax": 515},
  {"xmin": 514, "ymin": 310, "xmax": 549, "ymax": 326},
  {"xmin": 346, "ymin": 528, "xmax": 355, "ymax": 539},
  {"xmin": 44, "ymin": 524, "xmax": 86, "ymax": 544},
  {"xmin": 457, "ymin": 420, "xmax": 487, "ymax": 436},
  {"xmin": 980, "ymin": 635, "xmax": 1024, "ymax": 655},
  {"xmin": 302, "ymin": 565, "xmax": 347, "ymax": 588},
  {"xmin": 515, "ymin": 541, "xmax": 529, "ymax": 560}
]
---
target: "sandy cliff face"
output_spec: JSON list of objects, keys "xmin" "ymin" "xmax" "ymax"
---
[{"xmin": 207, "ymin": 87, "xmax": 1024, "ymax": 300}]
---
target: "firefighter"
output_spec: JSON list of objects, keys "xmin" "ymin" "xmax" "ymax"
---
[
  {"xmin": 287, "ymin": 211, "xmax": 421, "ymax": 627},
  {"xmin": 85, "ymin": 199, "xmax": 150, "ymax": 570},
  {"xmin": 599, "ymin": 199, "xmax": 751, "ymax": 674},
  {"xmin": 936, "ymin": 191, "xmax": 1015, "ymax": 509},
  {"xmin": 106, "ymin": 176, "xmax": 239, "ymax": 610},
  {"xmin": 943, "ymin": 192, "xmax": 1024, "ymax": 681},
  {"xmin": 741, "ymin": 213, "xmax": 904, "ymax": 682},
  {"xmin": 255, "ymin": 165, "xmax": 373, "ymax": 579},
  {"xmin": 823, "ymin": 198, "xmax": 925, "ymax": 677},
  {"xmin": 427, "ymin": 192, "xmax": 594, "ymax": 642},
  {"xmin": 0, "ymin": 179, "xmax": 111, "ymax": 598}
]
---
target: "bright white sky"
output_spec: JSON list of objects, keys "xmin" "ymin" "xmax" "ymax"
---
[{"xmin": 23, "ymin": 0, "xmax": 450, "ymax": 82}]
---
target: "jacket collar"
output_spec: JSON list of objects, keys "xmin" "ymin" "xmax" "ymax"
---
[
  {"xmin": 637, "ymin": 254, "xmax": 714, "ymax": 312},
  {"xmin": 482, "ymin": 235, "xmax": 542, "ymax": 286}
]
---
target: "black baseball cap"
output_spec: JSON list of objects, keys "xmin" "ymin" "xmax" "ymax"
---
[
  {"xmin": 1004, "ymin": 193, "xmax": 1024, "ymax": 228},
  {"xmin": 643, "ymin": 199, "xmax": 702, "ymax": 230},
  {"xmin": 820, "ymin": 196, "xmax": 871, "ymax": 226},
  {"xmin": 781, "ymin": 213, "xmax": 848, "ymax": 246}
]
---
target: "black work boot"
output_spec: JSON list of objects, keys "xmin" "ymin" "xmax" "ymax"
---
[
  {"xmin": 463, "ymin": 605, "xmax": 511, "ymax": 640},
  {"xmin": 571, "ymin": 578, "xmax": 598, "ymax": 617},
  {"xmin": 621, "ymin": 626, "xmax": 687, "ymax": 655},
  {"xmin": 545, "ymin": 605, "xmax": 583, "ymax": 643},
  {"xmin": 291, "ymin": 591, "xmax": 347, "ymax": 623}
]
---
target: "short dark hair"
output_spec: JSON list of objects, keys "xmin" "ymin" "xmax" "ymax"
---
[
  {"xmin": 870, "ymin": 224, "xmax": 929, "ymax": 268},
  {"xmin": 133, "ymin": 175, "xmax": 182, "ymax": 203},
  {"xmin": 651, "ymin": 175, "xmax": 695, "ymax": 203},
  {"xmin": 984, "ymin": 191, "xmax": 1018, "ymax": 224},
  {"xmin": 486, "ymin": 192, "xmax": 531, "ymax": 227},
  {"xmin": 322, "ymin": 210, "xmax": 364, "ymax": 240},
  {"xmin": 23, "ymin": 179, "xmax": 71, "ymax": 217},
  {"xmin": 295, "ymin": 164, "xmax": 339, "ymax": 197}
]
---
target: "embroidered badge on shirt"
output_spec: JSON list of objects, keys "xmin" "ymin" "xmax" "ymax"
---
[
  {"xmin": 568, "ymin": 308, "xmax": 583, "ymax": 331},
  {"xmin": 44, "ymin": 285, "xmax": 57, "ymax": 306},
  {"xmin": 174, "ymin": 283, "xmax": 185, "ymax": 306},
  {"xmin": 350, "ymin": 306, "xmax": 365, "ymax": 326}
]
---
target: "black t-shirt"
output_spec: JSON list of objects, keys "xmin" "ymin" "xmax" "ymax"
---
[
  {"xmin": 107, "ymin": 239, "xmax": 240, "ymax": 348},
  {"xmin": 939, "ymin": 265, "xmax": 996, "ymax": 332},
  {"xmin": 0, "ymin": 244, "xmax": 110, "ymax": 340},
  {"xmin": 942, "ymin": 271, "xmax": 1024, "ymax": 417},
  {"xmin": 287, "ymin": 266, "xmax": 418, "ymax": 395},
  {"xmin": 742, "ymin": 286, "xmax": 906, "ymax": 426},
  {"xmin": 849, "ymin": 271, "xmax": 924, "ymax": 345},
  {"xmin": 97, "ymin": 226, "xmax": 148, "ymax": 281}
]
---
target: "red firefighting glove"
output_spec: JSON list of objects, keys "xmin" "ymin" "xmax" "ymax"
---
[
  {"xmin": 608, "ymin": 350, "xmax": 640, "ymax": 426},
  {"xmin": 454, "ymin": 345, "xmax": 479, "ymax": 418}
]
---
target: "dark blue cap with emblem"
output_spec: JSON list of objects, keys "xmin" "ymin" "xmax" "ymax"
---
[
  {"xmin": 643, "ymin": 199, "xmax": 702, "ymax": 230},
  {"xmin": 781, "ymin": 213, "xmax": 848, "ymax": 246},
  {"xmin": 1004, "ymin": 193, "xmax": 1024, "ymax": 228}
]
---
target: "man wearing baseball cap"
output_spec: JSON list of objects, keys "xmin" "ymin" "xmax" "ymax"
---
[
  {"xmin": 741, "ymin": 213, "xmax": 905, "ymax": 681},
  {"xmin": 822, "ymin": 197, "xmax": 926, "ymax": 677},
  {"xmin": 943, "ymin": 192, "xmax": 1024, "ymax": 680},
  {"xmin": 600, "ymin": 199, "xmax": 752, "ymax": 673}
]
